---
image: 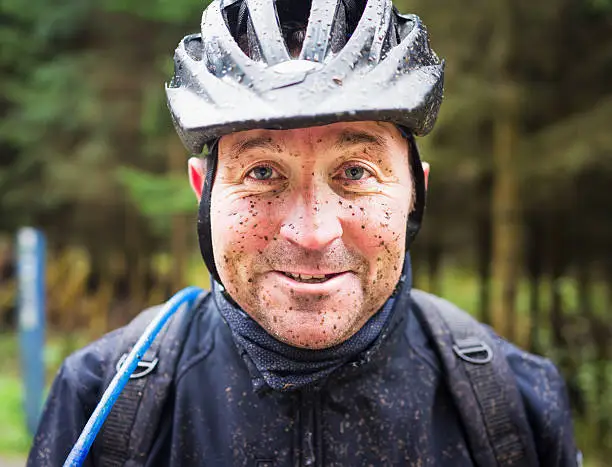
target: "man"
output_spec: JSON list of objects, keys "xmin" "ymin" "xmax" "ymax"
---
[{"xmin": 29, "ymin": 0, "xmax": 579, "ymax": 465}]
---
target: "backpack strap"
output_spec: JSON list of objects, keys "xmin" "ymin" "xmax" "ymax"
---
[
  {"xmin": 410, "ymin": 289, "xmax": 540, "ymax": 467},
  {"xmin": 95, "ymin": 290, "xmax": 210, "ymax": 467}
]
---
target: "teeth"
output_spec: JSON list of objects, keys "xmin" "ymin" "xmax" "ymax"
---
[{"xmin": 285, "ymin": 272, "xmax": 329, "ymax": 282}]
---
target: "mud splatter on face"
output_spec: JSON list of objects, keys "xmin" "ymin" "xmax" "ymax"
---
[{"xmin": 210, "ymin": 122, "xmax": 412, "ymax": 349}]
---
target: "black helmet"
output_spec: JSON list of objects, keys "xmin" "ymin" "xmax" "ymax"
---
[
  {"xmin": 167, "ymin": 0, "xmax": 444, "ymax": 286},
  {"xmin": 166, "ymin": 0, "xmax": 444, "ymax": 155}
]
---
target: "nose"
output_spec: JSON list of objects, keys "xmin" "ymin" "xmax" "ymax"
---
[{"xmin": 279, "ymin": 189, "xmax": 343, "ymax": 250}]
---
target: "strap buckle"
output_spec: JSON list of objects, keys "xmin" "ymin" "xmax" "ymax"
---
[
  {"xmin": 116, "ymin": 353, "xmax": 159, "ymax": 379},
  {"xmin": 452, "ymin": 338, "xmax": 493, "ymax": 365}
]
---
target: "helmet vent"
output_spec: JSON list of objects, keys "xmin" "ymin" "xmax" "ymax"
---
[
  {"xmin": 221, "ymin": 0, "xmax": 370, "ymax": 63},
  {"xmin": 222, "ymin": 0, "xmax": 250, "ymax": 52},
  {"xmin": 183, "ymin": 34, "xmax": 203, "ymax": 62},
  {"xmin": 341, "ymin": 0, "xmax": 368, "ymax": 35},
  {"xmin": 223, "ymin": 0, "xmax": 295, "ymax": 64}
]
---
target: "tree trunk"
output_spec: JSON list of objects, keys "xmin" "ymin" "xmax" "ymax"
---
[
  {"xmin": 489, "ymin": 0, "xmax": 520, "ymax": 341},
  {"xmin": 125, "ymin": 204, "xmax": 146, "ymax": 313},
  {"xmin": 490, "ymin": 86, "xmax": 521, "ymax": 340},
  {"xmin": 525, "ymin": 215, "xmax": 542, "ymax": 353},
  {"xmin": 601, "ymin": 259, "xmax": 612, "ymax": 447},
  {"xmin": 549, "ymin": 215, "xmax": 565, "ymax": 350},
  {"xmin": 591, "ymin": 257, "xmax": 612, "ymax": 448},
  {"xmin": 476, "ymin": 175, "xmax": 492, "ymax": 325}
]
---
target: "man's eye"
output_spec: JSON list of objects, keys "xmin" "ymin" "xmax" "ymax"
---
[
  {"xmin": 339, "ymin": 166, "xmax": 372, "ymax": 181},
  {"xmin": 248, "ymin": 166, "xmax": 278, "ymax": 181}
]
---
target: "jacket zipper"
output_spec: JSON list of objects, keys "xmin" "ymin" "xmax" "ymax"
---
[{"xmin": 300, "ymin": 390, "xmax": 321, "ymax": 467}]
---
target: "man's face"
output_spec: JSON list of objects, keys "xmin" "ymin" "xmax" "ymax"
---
[{"xmin": 205, "ymin": 121, "xmax": 413, "ymax": 349}]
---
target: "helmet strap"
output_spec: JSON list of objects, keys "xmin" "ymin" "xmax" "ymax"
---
[
  {"xmin": 197, "ymin": 141, "xmax": 222, "ymax": 285},
  {"xmin": 402, "ymin": 130, "xmax": 426, "ymax": 250}
]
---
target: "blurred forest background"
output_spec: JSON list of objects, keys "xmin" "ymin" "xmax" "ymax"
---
[{"xmin": 0, "ymin": 0, "xmax": 611, "ymax": 463}]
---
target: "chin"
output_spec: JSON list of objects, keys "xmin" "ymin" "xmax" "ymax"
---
[
  {"xmin": 227, "ymin": 274, "xmax": 374, "ymax": 349},
  {"xmin": 261, "ymin": 314, "xmax": 362, "ymax": 350}
]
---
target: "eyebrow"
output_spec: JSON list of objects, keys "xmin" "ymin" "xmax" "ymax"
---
[
  {"xmin": 228, "ymin": 130, "xmax": 387, "ymax": 159},
  {"xmin": 228, "ymin": 136, "xmax": 282, "ymax": 159},
  {"xmin": 333, "ymin": 130, "xmax": 387, "ymax": 151}
]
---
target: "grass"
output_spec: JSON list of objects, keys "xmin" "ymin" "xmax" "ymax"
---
[
  {"xmin": 0, "ymin": 375, "xmax": 31, "ymax": 456},
  {"xmin": 0, "ymin": 331, "xmax": 91, "ymax": 458},
  {"xmin": 0, "ymin": 333, "xmax": 34, "ymax": 458}
]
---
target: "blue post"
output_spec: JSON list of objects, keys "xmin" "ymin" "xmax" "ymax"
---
[{"xmin": 16, "ymin": 227, "xmax": 46, "ymax": 435}]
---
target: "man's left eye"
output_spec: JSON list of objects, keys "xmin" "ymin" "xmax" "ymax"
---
[
  {"xmin": 339, "ymin": 166, "xmax": 372, "ymax": 181},
  {"xmin": 248, "ymin": 166, "xmax": 278, "ymax": 180}
]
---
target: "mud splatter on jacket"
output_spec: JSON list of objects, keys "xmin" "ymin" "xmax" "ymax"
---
[{"xmin": 28, "ymin": 286, "xmax": 578, "ymax": 466}]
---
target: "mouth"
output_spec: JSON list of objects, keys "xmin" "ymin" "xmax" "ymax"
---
[
  {"xmin": 270, "ymin": 270, "xmax": 357, "ymax": 295},
  {"xmin": 278, "ymin": 271, "xmax": 344, "ymax": 284}
]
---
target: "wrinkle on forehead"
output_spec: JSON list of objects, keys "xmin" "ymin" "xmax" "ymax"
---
[
  {"xmin": 219, "ymin": 122, "xmax": 404, "ymax": 160},
  {"xmin": 227, "ymin": 135, "xmax": 283, "ymax": 160}
]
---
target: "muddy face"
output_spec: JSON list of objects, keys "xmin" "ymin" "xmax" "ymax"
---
[{"xmin": 211, "ymin": 121, "xmax": 412, "ymax": 349}]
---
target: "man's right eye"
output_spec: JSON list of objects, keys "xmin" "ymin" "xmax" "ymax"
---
[{"xmin": 247, "ymin": 166, "xmax": 279, "ymax": 181}]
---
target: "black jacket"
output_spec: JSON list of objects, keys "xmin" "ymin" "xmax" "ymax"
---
[{"xmin": 28, "ymin": 287, "xmax": 578, "ymax": 466}]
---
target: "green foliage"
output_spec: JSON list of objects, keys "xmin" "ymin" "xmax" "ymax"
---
[
  {"xmin": 101, "ymin": 0, "xmax": 211, "ymax": 23},
  {"xmin": 117, "ymin": 166, "xmax": 196, "ymax": 231},
  {"xmin": 588, "ymin": 0, "xmax": 612, "ymax": 12},
  {"xmin": 2, "ymin": 55, "xmax": 97, "ymax": 141},
  {"xmin": 140, "ymin": 81, "xmax": 172, "ymax": 138},
  {"xmin": 0, "ymin": 0, "xmax": 92, "ymax": 56}
]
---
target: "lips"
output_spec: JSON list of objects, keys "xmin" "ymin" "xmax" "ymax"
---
[
  {"xmin": 269, "ymin": 270, "xmax": 355, "ymax": 295},
  {"xmin": 280, "ymin": 272, "xmax": 340, "ymax": 283}
]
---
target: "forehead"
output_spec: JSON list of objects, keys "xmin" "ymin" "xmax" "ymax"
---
[{"xmin": 218, "ymin": 121, "xmax": 406, "ymax": 160}]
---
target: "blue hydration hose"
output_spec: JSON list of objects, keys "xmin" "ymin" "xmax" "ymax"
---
[{"xmin": 63, "ymin": 286, "xmax": 204, "ymax": 467}]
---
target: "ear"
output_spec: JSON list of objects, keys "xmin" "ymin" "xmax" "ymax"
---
[
  {"xmin": 188, "ymin": 157, "xmax": 208, "ymax": 202},
  {"xmin": 422, "ymin": 162, "xmax": 430, "ymax": 190}
]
